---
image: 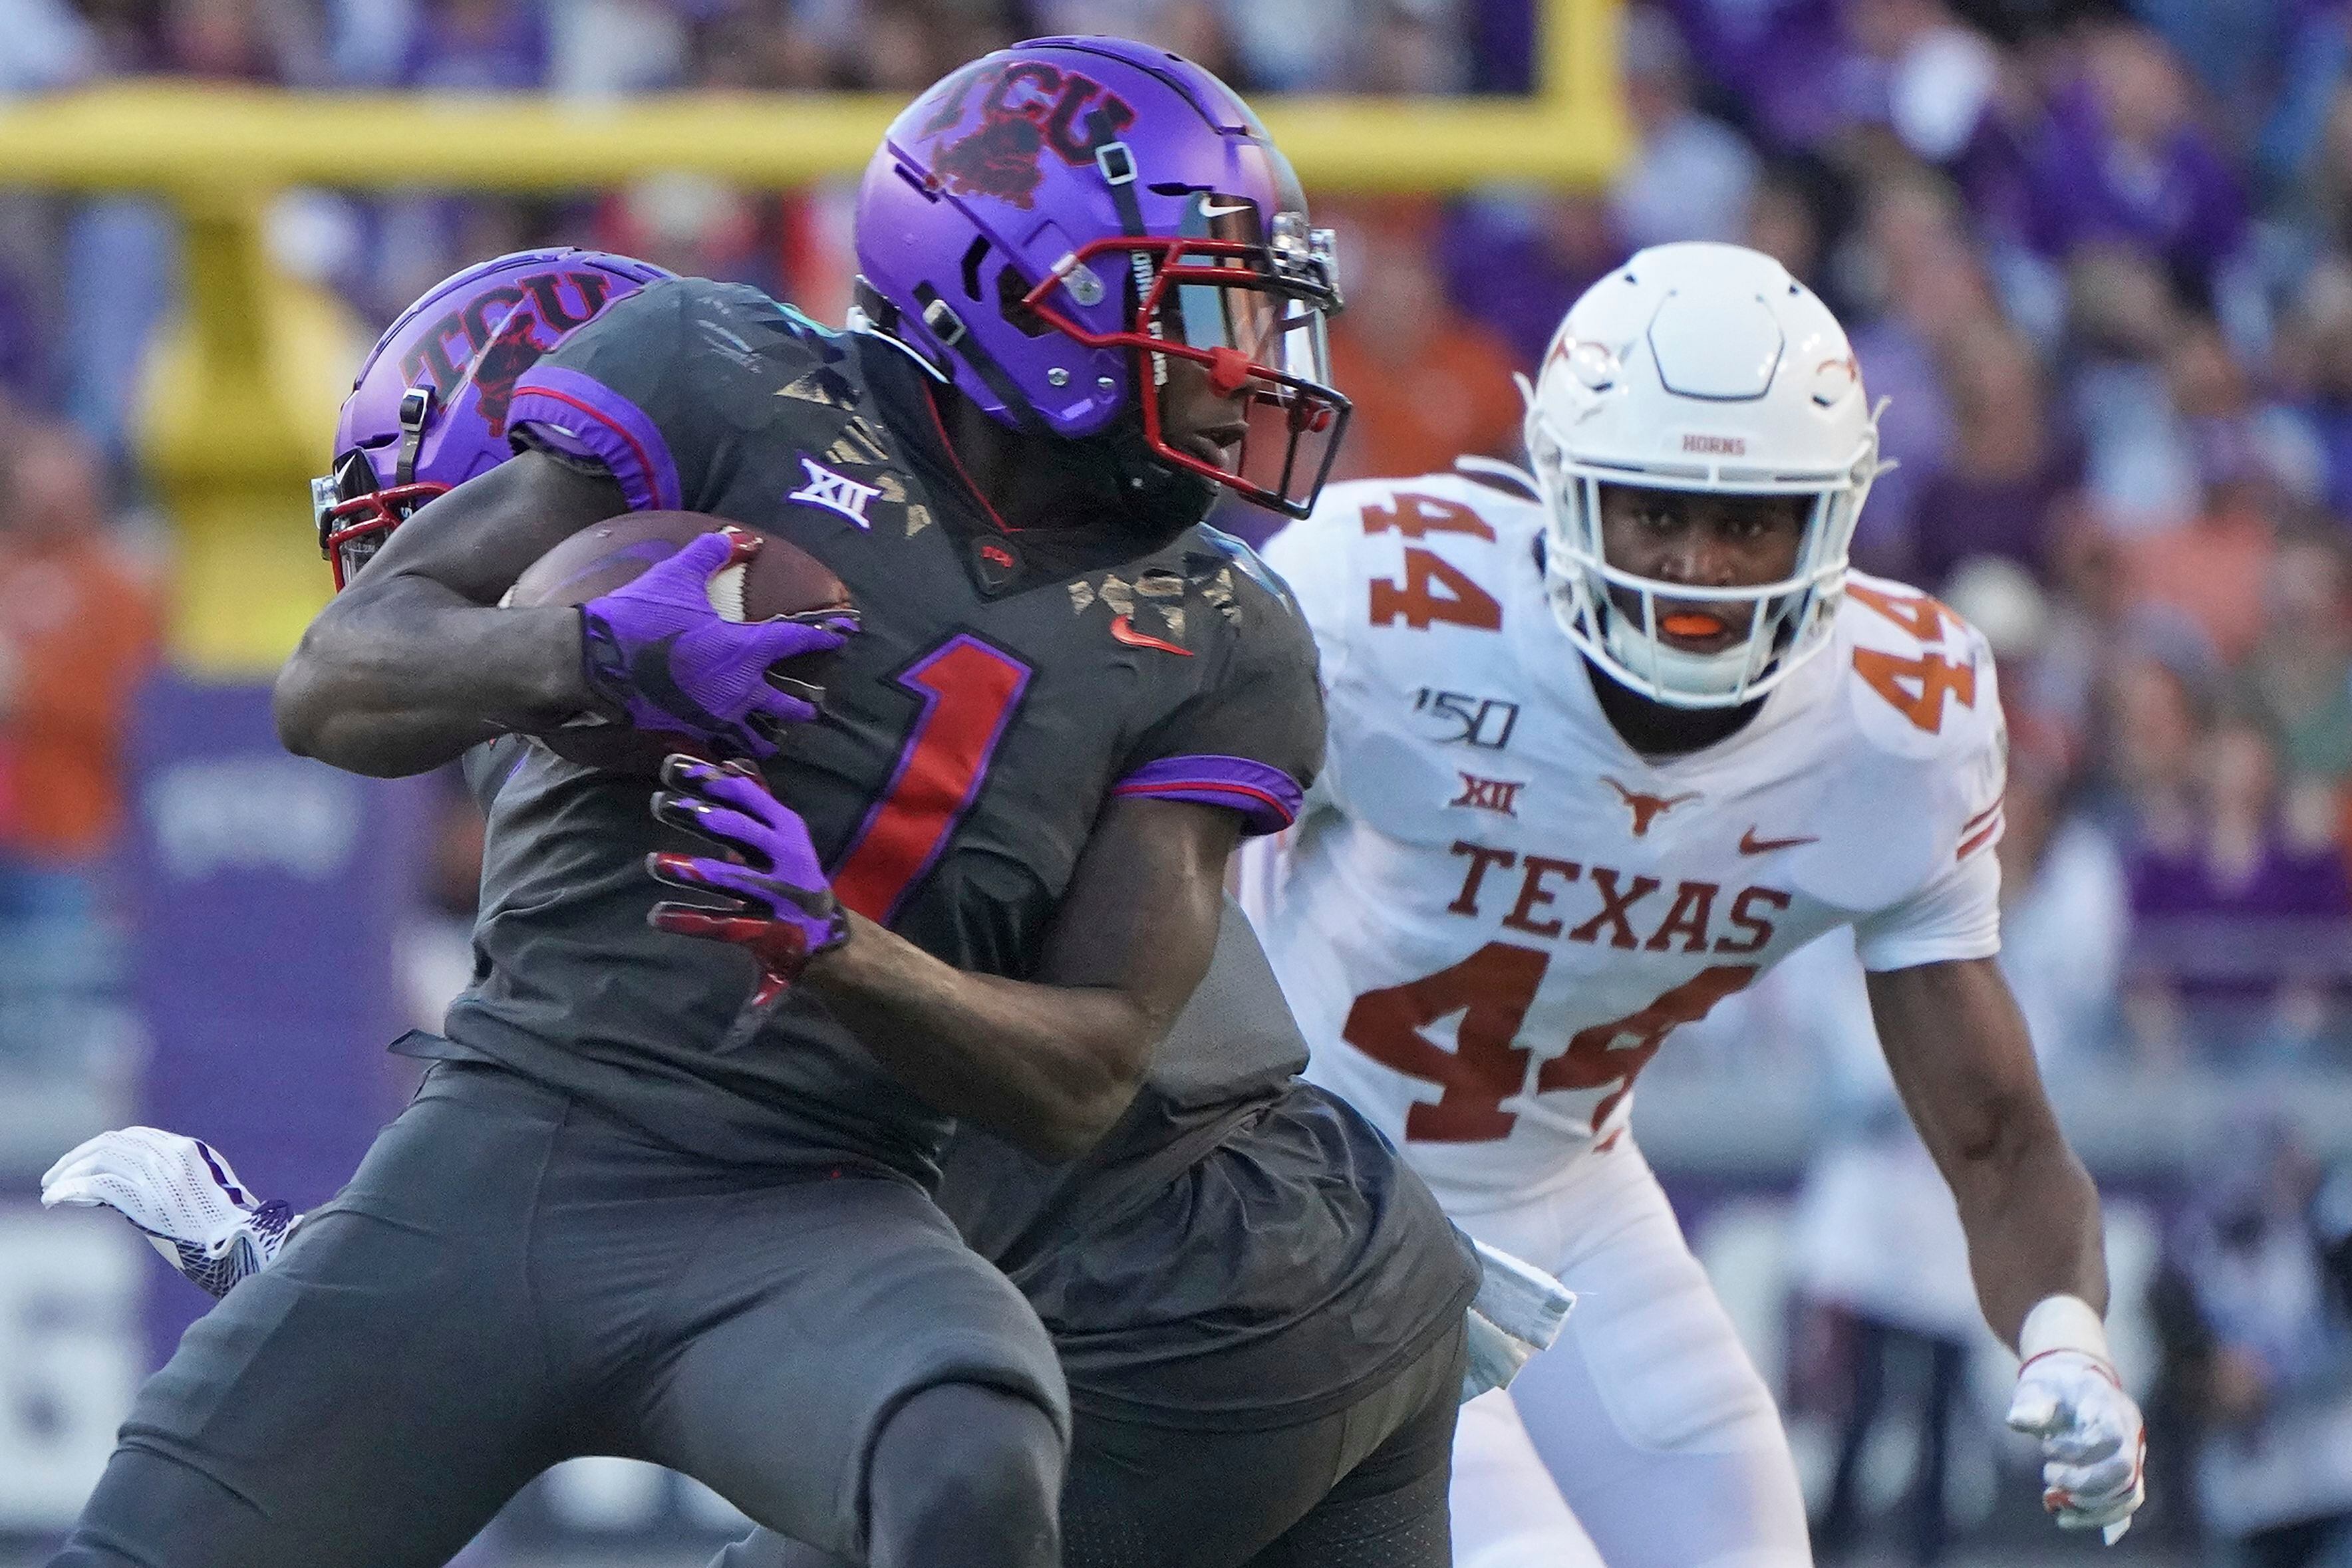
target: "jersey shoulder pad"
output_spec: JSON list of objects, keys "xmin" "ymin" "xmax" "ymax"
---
[
  {"xmin": 514, "ymin": 279, "xmax": 865, "ymax": 514},
  {"xmin": 530, "ymin": 278, "xmax": 847, "ymax": 424},
  {"xmin": 1320, "ymin": 469, "xmax": 1544, "ymax": 549},
  {"xmin": 1185, "ymin": 524, "xmax": 1299, "ymax": 619},
  {"xmin": 1829, "ymin": 571, "xmax": 2002, "ymax": 759},
  {"xmin": 1264, "ymin": 471, "xmax": 1537, "ymax": 640},
  {"xmin": 1143, "ymin": 523, "xmax": 1319, "ymax": 689},
  {"xmin": 645, "ymin": 275, "xmax": 831, "ymax": 339},
  {"xmin": 1826, "ymin": 571, "xmax": 2006, "ymax": 842},
  {"xmin": 651, "ymin": 277, "xmax": 859, "ymax": 390}
]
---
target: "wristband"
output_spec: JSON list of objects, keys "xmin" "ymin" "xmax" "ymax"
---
[{"xmin": 2019, "ymin": 1293, "xmax": 2111, "ymax": 1366}]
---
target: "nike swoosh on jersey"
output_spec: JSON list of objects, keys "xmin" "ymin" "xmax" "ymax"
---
[
  {"xmin": 1109, "ymin": 614, "xmax": 1193, "ymax": 658},
  {"xmin": 1737, "ymin": 827, "xmax": 1821, "ymax": 854}
]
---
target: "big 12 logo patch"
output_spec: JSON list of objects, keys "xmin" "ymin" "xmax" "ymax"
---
[{"xmin": 912, "ymin": 59, "xmax": 1137, "ymax": 209}]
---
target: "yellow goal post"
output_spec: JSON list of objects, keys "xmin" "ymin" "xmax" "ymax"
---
[{"xmin": 0, "ymin": 0, "xmax": 1624, "ymax": 673}]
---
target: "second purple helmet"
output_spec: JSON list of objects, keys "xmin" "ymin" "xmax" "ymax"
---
[
  {"xmin": 854, "ymin": 37, "xmax": 1350, "ymax": 518},
  {"xmin": 313, "ymin": 247, "xmax": 674, "ymax": 587}
]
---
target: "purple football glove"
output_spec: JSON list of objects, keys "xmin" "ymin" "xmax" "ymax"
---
[
  {"xmin": 647, "ymin": 755, "xmax": 850, "ymax": 1006},
  {"xmin": 579, "ymin": 526, "xmax": 859, "ymax": 762}
]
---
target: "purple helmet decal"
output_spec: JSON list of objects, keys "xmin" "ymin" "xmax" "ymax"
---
[
  {"xmin": 853, "ymin": 38, "xmax": 1351, "ymax": 518},
  {"xmin": 313, "ymin": 247, "xmax": 673, "ymax": 588}
]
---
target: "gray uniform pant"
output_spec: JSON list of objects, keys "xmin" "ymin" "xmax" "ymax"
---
[
  {"xmin": 51, "ymin": 1061, "xmax": 1066, "ymax": 1567},
  {"xmin": 716, "ymin": 1316, "xmax": 1467, "ymax": 1568}
]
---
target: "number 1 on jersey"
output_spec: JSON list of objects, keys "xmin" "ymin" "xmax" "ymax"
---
[{"xmin": 831, "ymin": 636, "xmax": 1030, "ymax": 924}]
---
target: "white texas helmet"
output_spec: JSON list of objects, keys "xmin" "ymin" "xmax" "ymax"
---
[{"xmin": 1523, "ymin": 240, "xmax": 1886, "ymax": 708}]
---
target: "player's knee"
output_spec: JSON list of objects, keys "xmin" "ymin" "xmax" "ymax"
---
[{"xmin": 867, "ymin": 1382, "xmax": 1061, "ymax": 1568}]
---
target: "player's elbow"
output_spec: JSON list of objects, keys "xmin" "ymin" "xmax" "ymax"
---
[
  {"xmin": 271, "ymin": 633, "xmax": 339, "ymax": 761},
  {"xmin": 271, "ymin": 628, "xmax": 438, "ymax": 778},
  {"xmin": 273, "ymin": 635, "xmax": 379, "ymax": 771},
  {"xmin": 1942, "ymin": 1085, "xmax": 2084, "ymax": 1212},
  {"xmin": 1018, "ymin": 1035, "xmax": 1154, "ymax": 1162},
  {"xmin": 1028, "ymin": 1092, "xmax": 1129, "ymax": 1162},
  {"xmin": 1959, "ymin": 1082, "xmax": 2061, "ymax": 1168}
]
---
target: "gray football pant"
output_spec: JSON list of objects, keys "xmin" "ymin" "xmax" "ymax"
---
[
  {"xmin": 50, "ymin": 1061, "xmax": 1066, "ymax": 1568},
  {"xmin": 712, "ymin": 1316, "xmax": 1467, "ymax": 1568}
]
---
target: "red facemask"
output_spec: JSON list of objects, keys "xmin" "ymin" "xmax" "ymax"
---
[{"xmin": 1022, "ymin": 214, "xmax": 1352, "ymax": 518}]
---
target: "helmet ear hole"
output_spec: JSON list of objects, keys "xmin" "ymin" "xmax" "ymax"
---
[
  {"xmin": 960, "ymin": 237, "xmax": 990, "ymax": 302},
  {"xmin": 997, "ymin": 266, "xmax": 1053, "ymax": 338}
]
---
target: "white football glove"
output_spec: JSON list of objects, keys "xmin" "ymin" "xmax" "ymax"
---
[
  {"xmin": 2005, "ymin": 1296, "xmax": 2147, "ymax": 1543},
  {"xmin": 41, "ymin": 1127, "xmax": 297, "ymax": 1300},
  {"xmin": 1461, "ymin": 1237, "xmax": 1576, "ymax": 1402}
]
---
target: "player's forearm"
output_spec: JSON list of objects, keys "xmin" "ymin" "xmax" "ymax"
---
[
  {"xmin": 805, "ymin": 914, "xmax": 1159, "ymax": 1160},
  {"xmin": 274, "ymin": 577, "xmax": 589, "ymax": 777},
  {"xmin": 1945, "ymin": 1100, "xmax": 2109, "ymax": 1349},
  {"xmin": 1868, "ymin": 958, "xmax": 2110, "ymax": 1349}
]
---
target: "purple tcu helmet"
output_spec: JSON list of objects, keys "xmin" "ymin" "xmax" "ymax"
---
[
  {"xmin": 855, "ymin": 38, "xmax": 1350, "ymax": 517},
  {"xmin": 313, "ymin": 247, "xmax": 673, "ymax": 588}
]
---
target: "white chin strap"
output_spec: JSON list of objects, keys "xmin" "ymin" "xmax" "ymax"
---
[{"xmin": 1598, "ymin": 604, "xmax": 1763, "ymax": 700}]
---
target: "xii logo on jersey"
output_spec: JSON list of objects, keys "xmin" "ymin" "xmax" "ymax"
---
[
  {"xmin": 1451, "ymin": 773, "xmax": 1525, "ymax": 816},
  {"xmin": 787, "ymin": 457, "xmax": 881, "ymax": 530},
  {"xmin": 1413, "ymin": 688, "xmax": 1520, "ymax": 750}
]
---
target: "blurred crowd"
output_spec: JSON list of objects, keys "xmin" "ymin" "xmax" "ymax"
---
[
  {"xmin": 5, "ymin": 0, "xmax": 2348, "ymax": 1071},
  {"xmin": 9, "ymin": 1, "xmax": 2352, "ymax": 1559}
]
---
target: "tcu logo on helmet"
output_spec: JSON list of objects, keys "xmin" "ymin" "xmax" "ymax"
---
[
  {"xmin": 397, "ymin": 269, "xmax": 617, "ymax": 432},
  {"xmin": 912, "ymin": 60, "xmax": 1137, "ymax": 209}
]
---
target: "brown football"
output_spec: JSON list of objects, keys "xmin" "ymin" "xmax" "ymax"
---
[{"xmin": 506, "ymin": 511, "xmax": 854, "ymax": 776}]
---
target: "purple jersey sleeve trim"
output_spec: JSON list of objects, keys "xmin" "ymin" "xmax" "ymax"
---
[
  {"xmin": 507, "ymin": 365, "xmax": 682, "ymax": 513},
  {"xmin": 1111, "ymin": 754, "xmax": 1304, "ymax": 836}
]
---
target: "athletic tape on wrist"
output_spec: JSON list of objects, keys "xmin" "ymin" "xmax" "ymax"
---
[{"xmin": 2019, "ymin": 1293, "xmax": 2112, "ymax": 1367}]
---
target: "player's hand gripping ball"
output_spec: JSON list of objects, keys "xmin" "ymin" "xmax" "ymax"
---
[
  {"xmin": 647, "ymin": 755, "xmax": 851, "ymax": 1005},
  {"xmin": 41, "ymin": 1127, "xmax": 296, "ymax": 1300},
  {"xmin": 507, "ymin": 513, "xmax": 858, "ymax": 774}
]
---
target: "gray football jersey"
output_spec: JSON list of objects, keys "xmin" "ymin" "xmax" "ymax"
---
[
  {"xmin": 436, "ymin": 279, "xmax": 1324, "ymax": 1176},
  {"xmin": 938, "ymin": 900, "xmax": 1479, "ymax": 1426}
]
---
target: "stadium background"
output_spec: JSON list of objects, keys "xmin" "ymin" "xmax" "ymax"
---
[{"xmin": 1, "ymin": 0, "xmax": 2350, "ymax": 1563}]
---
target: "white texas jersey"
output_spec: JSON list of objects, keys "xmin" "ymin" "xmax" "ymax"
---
[{"xmin": 1237, "ymin": 469, "xmax": 2008, "ymax": 1208}]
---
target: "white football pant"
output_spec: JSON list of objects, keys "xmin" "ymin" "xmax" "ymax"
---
[{"xmin": 1448, "ymin": 1140, "xmax": 1813, "ymax": 1568}]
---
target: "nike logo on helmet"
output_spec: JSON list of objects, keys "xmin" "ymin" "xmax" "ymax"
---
[
  {"xmin": 1197, "ymin": 198, "xmax": 1256, "ymax": 219},
  {"xmin": 1109, "ymin": 615, "xmax": 1192, "ymax": 657},
  {"xmin": 1738, "ymin": 827, "xmax": 1820, "ymax": 855}
]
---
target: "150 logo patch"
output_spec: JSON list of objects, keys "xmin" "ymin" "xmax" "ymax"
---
[{"xmin": 1413, "ymin": 688, "xmax": 1520, "ymax": 749}]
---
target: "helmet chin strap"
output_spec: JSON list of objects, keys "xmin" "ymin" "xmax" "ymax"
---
[{"xmin": 1062, "ymin": 405, "xmax": 1220, "ymax": 539}]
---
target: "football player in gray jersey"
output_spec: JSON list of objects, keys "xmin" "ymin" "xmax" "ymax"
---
[
  {"xmin": 43, "ymin": 37, "xmax": 1533, "ymax": 1568},
  {"xmin": 55, "ymin": 894, "xmax": 1495, "ymax": 1567}
]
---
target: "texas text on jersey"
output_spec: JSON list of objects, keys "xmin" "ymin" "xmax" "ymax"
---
[{"xmin": 1237, "ymin": 467, "xmax": 2007, "ymax": 1208}]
